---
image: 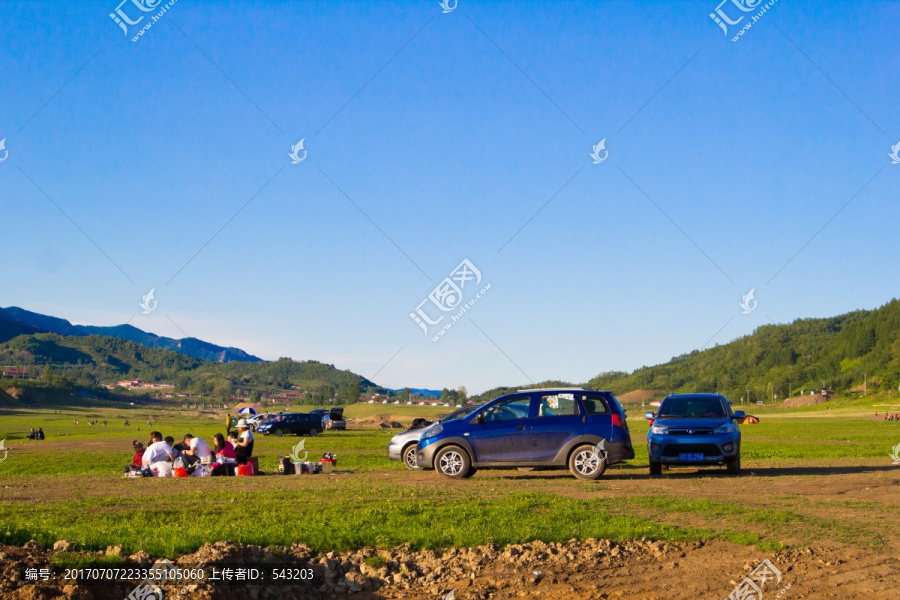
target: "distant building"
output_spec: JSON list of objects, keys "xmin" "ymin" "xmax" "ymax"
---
[{"xmin": 2, "ymin": 368, "xmax": 29, "ymax": 379}]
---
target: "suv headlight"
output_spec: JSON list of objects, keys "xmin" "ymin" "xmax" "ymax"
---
[
  {"xmin": 649, "ymin": 425, "xmax": 668, "ymax": 435},
  {"xmin": 715, "ymin": 423, "xmax": 734, "ymax": 434},
  {"xmin": 421, "ymin": 424, "xmax": 443, "ymax": 439}
]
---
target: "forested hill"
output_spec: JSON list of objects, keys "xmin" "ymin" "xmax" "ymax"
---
[
  {"xmin": 0, "ymin": 332, "xmax": 381, "ymax": 398},
  {"xmin": 469, "ymin": 299, "xmax": 900, "ymax": 404},
  {"xmin": 588, "ymin": 299, "xmax": 899, "ymax": 401},
  {"xmin": 0, "ymin": 306, "xmax": 262, "ymax": 363}
]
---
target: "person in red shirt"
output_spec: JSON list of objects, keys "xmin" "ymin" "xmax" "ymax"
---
[
  {"xmin": 212, "ymin": 433, "xmax": 237, "ymax": 476},
  {"xmin": 124, "ymin": 440, "xmax": 145, "ymax": 473}
]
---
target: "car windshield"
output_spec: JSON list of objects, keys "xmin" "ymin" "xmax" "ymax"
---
[
  {"xmin": 658, "ymin": 397, "xmax": 726, "ymax": 419},
  {"xmin": 439, "ymin": 405, "xmax": 480, "ymax": 423}
]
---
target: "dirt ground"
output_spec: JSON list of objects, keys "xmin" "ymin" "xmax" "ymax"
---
[
  {"xmin": 1, "ymin": 536, "xmax": 897, "ymax": 600},
  {"xmin": 3, "ymin": 460, "xmax": 900, "ymax": 599}
]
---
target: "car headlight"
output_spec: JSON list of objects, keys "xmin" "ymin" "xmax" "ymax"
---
[
  {"xmin": 715, "ymin": 423, "xmax": 734, "ymax": 434},
  {"xmin": 421, "ymin": 424, "xmax": 443, "ymax": 439},
  {"xmin": 649, "ymin": 425, "xmax": 668, "ymax": 435}
]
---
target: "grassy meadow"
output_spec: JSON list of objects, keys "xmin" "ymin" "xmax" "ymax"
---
[{"xmin": 1, "ymin": 395, "xmax": 899, "ymax": 559}]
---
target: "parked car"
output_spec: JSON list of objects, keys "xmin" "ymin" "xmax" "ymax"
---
[
  {"xmin": 310, "ymin": 408, "xmax": 346, "ymax": 431},
  {"xmin": 387, "ymin": 405, "xmax": 481, "ymax": 470},
  {"xmin": 644, "ymin": 393, "xmax": 745, "ymax": 476},
  {"xmin": 257, "ymin": 413, "xmax": 323, "ymax": 437},
  {"xmin": 416, "ymin": 389, "xmax": 634, "ymax": 479},
  {"xmin": 247, "ymin": 413, "xmax": 275, "ymax": 431}
]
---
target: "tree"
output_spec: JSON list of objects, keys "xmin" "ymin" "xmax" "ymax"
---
[
  {"xmin": 457, "ymin": 386, "xmax": 468, "ymax": 402},
  {"xmin": 337, "ymin": 382, "xmax": 361, "ymax": 405},
  {"xmin": 249, "ymin": 390, "xmax": 261, "ymax": 404}
]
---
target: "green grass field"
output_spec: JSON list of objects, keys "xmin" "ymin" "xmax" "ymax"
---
[{"xmin": 1, "ymin": 395, "xmax": 899, "ymax": 559}]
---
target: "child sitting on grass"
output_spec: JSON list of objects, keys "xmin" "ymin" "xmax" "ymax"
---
[{"xmin": 124, "ymin": 441, "xmax": 144, "ymax": 473}]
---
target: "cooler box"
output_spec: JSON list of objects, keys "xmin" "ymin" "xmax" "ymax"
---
[{"xmin": 319, "ymin": 458, "xmax": 335, "ymax": 473}]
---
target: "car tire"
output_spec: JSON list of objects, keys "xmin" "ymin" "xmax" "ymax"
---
[
  {"xmin": 726, "ymin": 456, "xmax": 741, "ymax": 475},
  {"xmin": 402, "ymin": 444, "xmax": 420, "ymax": 470},
  {"xmin": 274, "ymin": 428, "xmax": 283, "ymax": 437},
  {"xmin": 434, "ymin": 445, "xmax": 473, "ymax": 479},
  {"xmin": 309, "ymin": 428, "xmax": 318, "ymax": 437},
  {"xmin": 569, "ymin": 444, "xmax": 607, "ymax": 480},
  {"xmin": 649, "ymin": 460, "xmax": 662, "ymax": 476}
]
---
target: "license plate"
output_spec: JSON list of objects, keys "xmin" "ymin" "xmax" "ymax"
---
[{"xmin": 680, "ymin": 453, "xmax": 705, "ymax": 462}]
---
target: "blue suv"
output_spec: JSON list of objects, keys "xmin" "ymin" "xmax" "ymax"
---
[
  {"xmin": 416, "ymin": 388, "xmax": 634, "ymax": 479},
  {"xmin": 645, "ymin": 393, "xmax": 745, "ymax": 475}
]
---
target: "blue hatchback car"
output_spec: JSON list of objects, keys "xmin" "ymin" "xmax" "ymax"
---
[
  {"xmin": 416, "ymin": 388, "xmax": 635, "ymax": 480},
  {"xmin": 645, "ymin": 393, "xmax": 745, "ymax": 475}
]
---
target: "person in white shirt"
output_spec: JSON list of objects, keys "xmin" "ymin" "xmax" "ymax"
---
[
  {"xmin": 234, "ymin": 420, "xmax": 255, "ymax": 465},
  {"xmin": 142, "ymin": 432, "xmax": 174, "ymax": 467},
  {"xmin": 182, "ymin": 434, "xmax": 213, "ymax": 467}
]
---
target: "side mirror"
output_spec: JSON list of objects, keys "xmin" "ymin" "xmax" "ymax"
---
[
  {"xmin": 644, "ymin": 412, "xmax": 656, "ymax": 420},
  {"xmin": 733, "ymin": 410, "xmax": 745, "ymax": 419},
  {"xmin": 473, "ymin": 413, "xmax": 484, "ymax": 424}
]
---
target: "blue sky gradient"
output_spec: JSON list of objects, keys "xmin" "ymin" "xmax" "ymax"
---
[{"xmin": 1, "ymin": 0, "xmax": 898, "ymax": 392}]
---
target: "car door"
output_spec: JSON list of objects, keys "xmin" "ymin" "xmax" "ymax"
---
[
  {"xmin": 283, "ymin": 415, "xmax": 299, "ymax": 434},
  {"xmin": 468, "ymin": 395, "xmax": 534, "ymax": 463},
  {"xmin": 527, "ymin": 393, "xmax": 585, "ymax": 462},
  {"xmin": 578, "ymin": 393, "xmax": 613, "ymax": 441}
]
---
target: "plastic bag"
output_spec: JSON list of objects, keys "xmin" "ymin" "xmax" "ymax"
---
[
  {"xmin": 152, "ymin": 462, "xmax": 173, "ymax": 478},
  {"xmin": 191, "ymin": 465, "xmax": 211, "ymax": 477}
]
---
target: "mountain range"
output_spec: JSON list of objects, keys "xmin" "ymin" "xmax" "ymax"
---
[{"xmin": 0, "ymin": 306, "xmax": 262, "ymax": 364}]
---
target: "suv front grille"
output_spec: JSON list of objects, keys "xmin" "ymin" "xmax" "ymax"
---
[
  {"xmin": 662, "ymin": 443, "xmax": 721, "ymax": 457},
  {"xmin": 668, "ymin": 429, "xmax": 715, "ymax": 435}
]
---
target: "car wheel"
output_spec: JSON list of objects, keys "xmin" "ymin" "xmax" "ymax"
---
[
  {"xmin": 402, "ymin": 444, "xmax": 420, "ymax": 470},
  {"xmin": 569, "ymin": 444, "xmax": 607, "ymax": 480},
  {"xmin": 274, "ymin": 428, "xmax": 283, "ymax": 437},
  {"xmin": 434, "ymin": 445, "xmax": 472, "ymax": 479},
  {"xmin": 726, "ymin": 455, "xmax": 741, "ymax": 475},
  {"xmin": 649, "ymin": 460, "xmax": 662, "ymax": 476},
  {"xmin": 309, "ymin": 428, "xmax": 318, "ymax": 437}
]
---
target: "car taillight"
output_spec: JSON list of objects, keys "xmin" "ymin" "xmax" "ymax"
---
[{"xmin": 612, "ymin": 414, "xmax": 624, "ymax": 427}]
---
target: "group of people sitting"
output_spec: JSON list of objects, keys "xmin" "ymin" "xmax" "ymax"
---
[
  {"xmin": 125, "ymin": 419, "xmax": 255, "ymax": 477},
  {"xmin": 26, "ymin": 428, "xmax": 45, "ymax": 440}
]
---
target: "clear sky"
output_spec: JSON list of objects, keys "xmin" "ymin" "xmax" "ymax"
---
[{"xmin": 1, "ymin": 0, "xmax": 897, "ymax": 394}]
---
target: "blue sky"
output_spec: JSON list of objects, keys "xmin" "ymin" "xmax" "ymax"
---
[{"xmin": 1, "ymin": 0, "xmax": 897, "ymax": 393}]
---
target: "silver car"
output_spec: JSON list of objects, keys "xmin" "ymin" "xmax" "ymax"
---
[{"xmin": 387, "ymin": 405, "xmax": 481, "ymax": 470}]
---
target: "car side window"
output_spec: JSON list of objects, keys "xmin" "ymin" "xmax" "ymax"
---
[
  {"xmin": 579, "ymin": 395, "xmax": 609, "ymax": 414},
  {"xmin": 537, "ymin": 394, "xmax": 578, "ymax": 417},
  {"xmin": 482, "ymin": 396, "xmax": 531, "ymax": 422}
]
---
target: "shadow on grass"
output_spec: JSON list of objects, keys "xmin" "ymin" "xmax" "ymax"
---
[{"xmin": 476, "ymin": 463, "xmax": 899, "ymax": 481}]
